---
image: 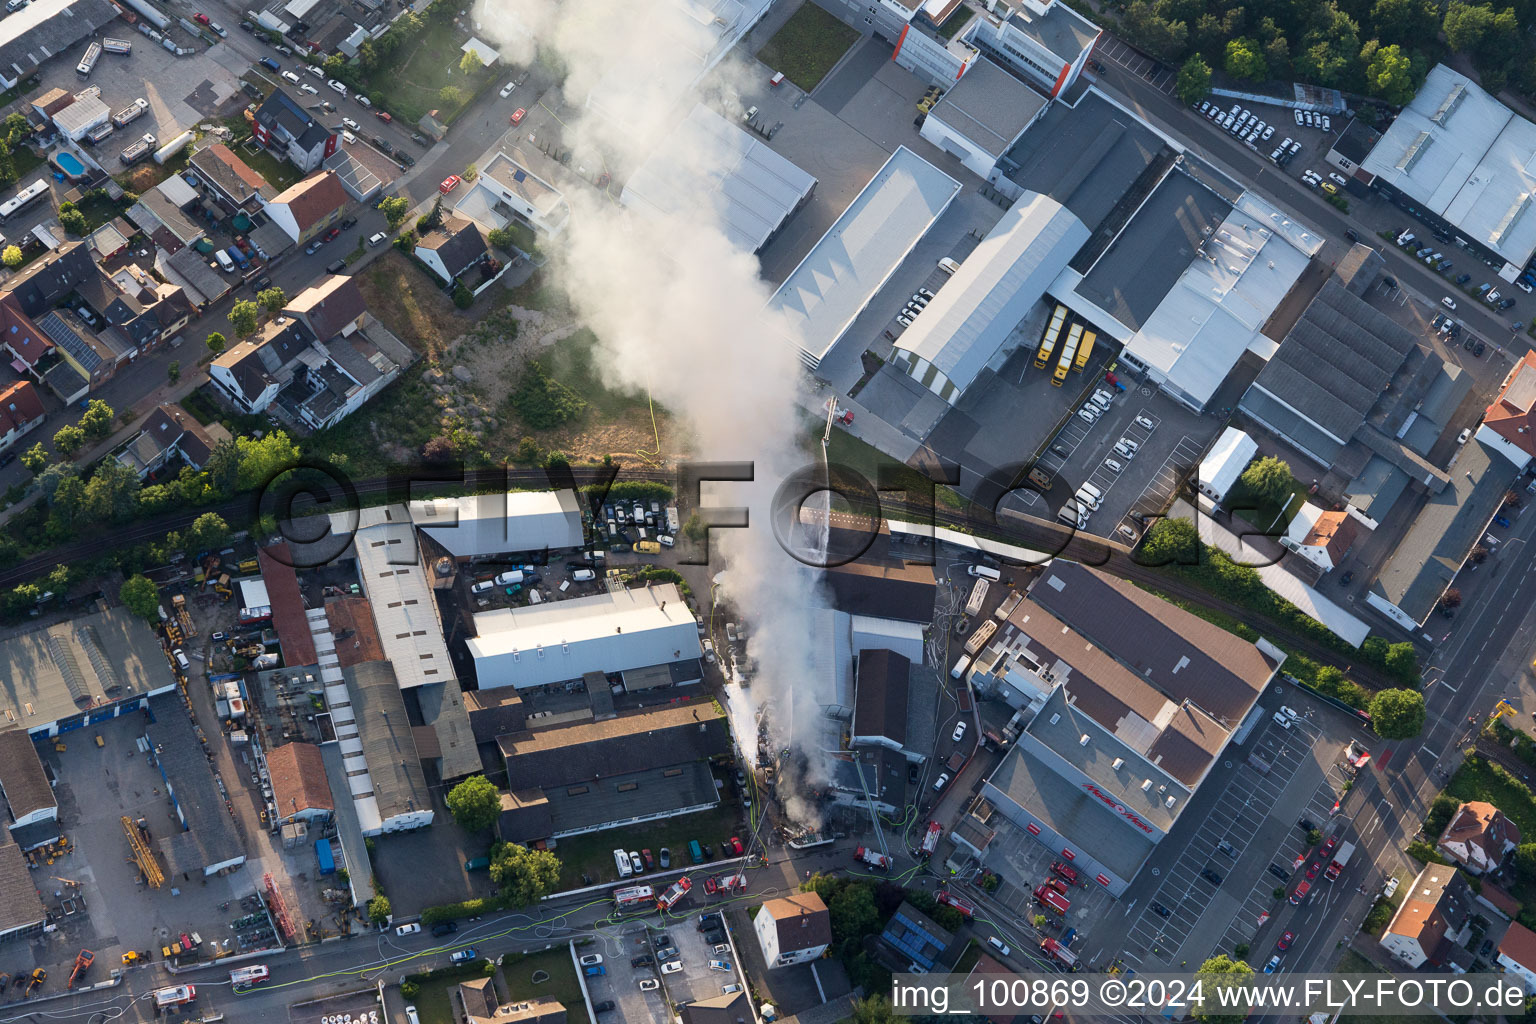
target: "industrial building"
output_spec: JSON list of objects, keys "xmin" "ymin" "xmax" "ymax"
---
[
  {"xmin": 967, "ymin": 562, "xmax": 1282, "ymax": 895},
  {"xmin": 0, "ymin": 727, "xmax": 56, "ymax": 851},
  {"xmin": 467, "ymin": 583, "xmax": 702, "ymax": 691},
  {"xmin": 0, "ymin": 606, "xmax": 177, "ymax": 737},
  {"xmin": 1359, "ymin": 65, "xmax": 1536, "ymax": 280},
  {"xmin": 266, "ymin": 742, "xmax": 334, "ymax": 827},
  {"xmin": 410, "ymin": 489, "xmax": 584, "ymax": 560},
  {"xmin": 768, "ymin": 147, "xmax": 962, "ymax": 371},
  {"xmin": 1193, "ymin": 427, "xmax": 1257, "ymax": 507},
  {"xmin": 494, "ymin": 699, "xmax": 729, "ymax": 843},
  {"xmin": 145, "ymin": 695, "xmax": 248, "ymax": 876},
  {"xmin": 621, "ymin": 103, "xmax": 817, "ymax": 254},
  {"xmin": 0, "ymin": 0, "xmax": 120, "ymax": 89},
  {"xmin": 0, "ymin": 837, "xmax": 45, "ymax": 939},
  {"xmin": 917, "ymin": 59, "xmax": 1048, "ymax": 181}
]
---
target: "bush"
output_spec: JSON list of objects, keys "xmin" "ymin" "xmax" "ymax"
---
[
  {"xmin": 509, "ymin": 361, "xmax": 586, "ymax": 429},
  {"xmin": 587, "ymin": 480, "xmax": 674, "ymax": 503},
  {"xmin": 420, "ymin": 897, "xmax": 496, "ymax": 924},
  {"xmin": 453, "ymin": 283, "xmax": 474, "ymax": 309},
  {"xmin": 1406, "ymin": 840, "xmax": 1450, "ymax": 865},
  {"xmin": 1425, "ymin": 793, "xmax": 1461, "ymax": 837},
  {"xmin": 1363, "ymin": 898, "xmax": 1395, "ymax": 934}
]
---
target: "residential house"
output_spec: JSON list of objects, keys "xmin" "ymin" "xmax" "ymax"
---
[
  {"xmin": 457, "ymin": 978, "xmax": 499, "ymax": 1024},
  {"xmin": 1436, "ymin": 801, "xmax": 1521, "ymax": 875},
  {"xmin": 29, "ymin": 87, "xmax": 72, "ymax": 121},
  {"xmin": 0, "ymin": 295, "xmax": 51, "ymax": 378},
  {"xmin": 89, "ymin": 221, "xmax": 129, "ymax": 262},
  {"xmin": 127, "ymin": 188, "xmax": 203, "ymax": 254},
  {"xmin": 752, "ymin": 891, "xmax": 831, "ymax": 968},
  {"xmin": 7, "ymin": 241, "xmax": 96, "ymax": 318},
  {"xmin": 454, "ymin": 152, "xmax": 570, "ymax": 238},
  {"xmin": 1478, "ymin": 350, "xmax": 1536, "ymax": 471},
  {"xmin": 115, "ymin": 403, "xmax": 222, "ymax": 479},
  {"xmin": 252, "ymin": 88, "xmax": 338, "ymax": 172},
  {"xmin": 209, "ymin": 318, "xmax": 318, "ymax": 413},
  {"xmin": 281, "ymin": 276, "xmax": 366, "ymax": 340},
  {"xmin": 189, "ymin": 143, "xmax": 275, "ymax": 211},
  {"xmin": 0, "ymin": 380, "xmax": 44, "ymax": 452},
  {"xmin": 414, "ymin": 217, "xmax": 488, "ymax": 286},
  {"xmin": 266, "ymin": 742, "xmax": 334, "ymax": 827},
  {"xmin": 1280, "ymin": 503, "xmax": 1359, "ymax": 574},
  {"xmin": 880, "ymin": 901, "xmax": 960, "ymax": 973},
  {"xmin": 36, "ymin": 308, "xmax": 130, "ymax": 390},
  {"xmin": 1380, "ymin": 864, "xmax": 1475, "ymax": 968},
  {"xmin": 161, "ymin": 246, "xmax": 233, "ymax": 308},
  {"xmin": 80, "ymin": 265, "xmax": 196, "ymax": 353},
  {"xmin": 265, "ymin": 171, "xmax": 349, "ymax": 244},
  {"xmin": 275, "ymin": 329, "xmax": 401, "ymax": 430},
  {"xmin": 678, "ymin": 993, "xmax": 750, "ymax": 1024},
  {"xmin": 1498, "ymin": 921, "xmax": 1536, "ymax": 994}
]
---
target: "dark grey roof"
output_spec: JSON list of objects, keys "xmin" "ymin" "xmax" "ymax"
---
[
  {"xmin": 417, "ymin": 218, "xmax": 487, "ymax": 280},
  {"xmin": 1331, "ymin": 118, "xmax": 1383, "ymax": 167},
  {"xmin": 496, "ymin": 788, "xmax": 554, "ymax": 844},
  {"xmin": 1003, "ymin": 90, "xmax": 1169, "ymax": 234},
  {"xmin": 543, "ymin": 761, "xmax": 718, "ymax": 836},
  {"xmin": 1402, "ymin": 363, "xmax": 1471, "ymax": 456},
  {"xmin": 9, "ymin": 241, "xmax": 96, "ymax": 317},
  {"xmin": 465, "ymin": 689, "xmax": 527, "ymax": 746},
  {"xmin": 930, "ymin": 58, "xmax": 1047, "ymax": 160},
  {"xmin": 145, "ymin": 694, "xmax": 246, "ymax": 870},
  {"xmin": 497, "ymin": 701, "xmax": 730, "ymax": 790},
  {"xmin": 1027, "ymin": 561, "xmax": 1278, "ymax": 725},
  {"xmin": 0, "ymin": 0, "xmax": 119, "ymax": 83},
  {"xmin": 1335, "ymin": 243, "xmax": 1385, "ymax": 296},
  {"xmin": 343, "ymin": 661, "xmax": 431, "ymax": 820},
  {"xmin": 1345, "ymin": 455, "xmax": 1411, "ymax": 522},
  {"xmin": 0, "ymin": 727, "xmax": 53, "ymax": 820},
  {"xmin": 832, "ymin": 745, "xmax": 908, "ymax": 809},
  {"xmin": 1242, "ymin": 279, "xmax": 1421, "ymax": 448},
  {"xmin": 1076, "ymin": 167, "xmax": 1230, "ymax": 331},
  {"xmin": 0, "ymin": 837, "xmax": 44, "ymax": 935},
  {"xmin": 822, "ymin": 559, "xmax": 936, "ymax": 621},
  {"xmin": 1370, "ymin": 440, "xmax": 1516, "ymax": 623},
  {"xmin": 853, "ymin": 648, "xmax": 909, "ymax": 746},
  {"xmin": 9, "ymin": 818, "xmax": 60, "ymax": 851},
  {"xmin": 411, "ymin": 680, "xmax": 479, "ymax": 781}
]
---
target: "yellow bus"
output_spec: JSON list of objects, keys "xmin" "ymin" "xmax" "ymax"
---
[
  {"xmin": 1052, "ymin": 324, "xmax": 1082, "ymax": 386},
  {"xmin": 1034, "ymin": 304, "xmax": 1068, "ymax": 370},
  {"xmin": 1073, "ymin": 330, "xmax": 1097, "ymax": 371}
]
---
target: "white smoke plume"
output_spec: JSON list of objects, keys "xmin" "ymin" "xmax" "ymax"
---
[{"xmin": 472, "ymin": 0, "xmax": 837, "ymax": 813}]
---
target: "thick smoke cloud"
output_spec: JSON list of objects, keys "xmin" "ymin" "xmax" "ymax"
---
[{"xmin": 473, "ymin": 0, "xmax": 836, "ymax": 816}]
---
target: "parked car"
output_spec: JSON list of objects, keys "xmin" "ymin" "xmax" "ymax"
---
[
  {"xmin": 1277, "ymin": 931, "xmax": 1294, "ymax": 951},
  {"xmin": 510, "ymin": 107, "xmax": 527, "ymax": 124},
  {"xmin": 1150, "ymin": 901, "xmax": 1170, "ymax": 917},
  {"xmin": 661, "ymin": 962, "xmax": 683, "ymax": 975},
  {"xmin": 440, "ymin": 174, "xmax": 461, "ymax": 194},
  {"xmin": 500, "ymin": 81, "xmax": 516, "ymax": 97},
  {"xmin": 579, "ymin": 955, "xmax": 603, "ymax": 967},
  {"xmin": 449, "ymin": 949, "xmax": 477, "ymax": 964},
  {"xmin": 659, "ymin": 848, "xmax": 671, "ymax": 868},
  {"xmin": 1201, "ymin": 868, "xmax": 1222, "ymax": 884},
  {"xmin": 395, "ymin": 923, "xmax": 420, "ymax": 935},
  {"xmin": 952, "ymin": 721, "xmax": 967, "ymax": 742}
]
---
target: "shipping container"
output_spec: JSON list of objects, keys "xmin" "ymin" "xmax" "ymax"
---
[{"xmin": 315, "ymin": 837, "xmax": 335, "ymax": 875}]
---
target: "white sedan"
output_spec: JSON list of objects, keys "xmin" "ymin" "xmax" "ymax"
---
[
  {"xmin": 327, "ymin": 78, "xmax": 347, "ymax": 95},
  {"xmin": 395, "ymin": 923, "xmax": 420, "ymax": 935},
  {"xmin": 661, "ymin": 962, "xmax": 683, "ymax": 975},
  {"xmin": 341, "ymin": 117, "xmax": 360, "ymax": 131},
  {"xmin": 579, "ymin": 954, "xmax": 603, "ymax": 966},
  {"xmin": 952, "ymin": 720, "xmax": 967, "ymax": 743},
  {"xmin": 500, "ymin": 81, "xmax": 515, "ymax": 97}
]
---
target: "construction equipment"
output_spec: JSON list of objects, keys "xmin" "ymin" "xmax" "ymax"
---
[
  {"xmin": 121, "ymin": 950, "xmax": 146, "ymax": 965},
  {"xmin": 171, "ymin": 594, "xmax": 197, "ymax": 638},
  {"xmin": 67, "ymin": 949, "xmax": 94, "ymax": 988},
  {"xmin": 1493, "ymin": 699, "xmax": 1518, "ymax": 724},
  {"xmin": 25, "ymin": 968, "xmax": 45, "ymax": 996},
  {"xmin": 121, "ymin": 815, "xmax": 164, "ymax": 888}
]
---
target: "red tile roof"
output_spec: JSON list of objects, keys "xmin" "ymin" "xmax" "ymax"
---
[
  {"xmin": 1501, "ymin": 920, "xmax": 1536, "ymax": 971},
  {"xmin": 1301, "ymin": 509, "xmax": 1358, "ymax": 561},
  {"xmin": 325, "ymin": 596, "xmax": 384, "ymax": 667},
  {"xmin": 0, "ymin": 295, "xmax": 53, "ymax": 367},
  {"xmin": 271, "ymin": 170, "xmax": 348, "ymax": 233},
  {"xmin": 267, "ymin": 742, "xmax": 333, "ymax": 816},
  {"xmin": 0, "ymin": 380, "xmax": 44, "ymax": 438},
  {"xmin": 204, "ymin": 143, "xmax": 271, "ymax": 194},
  {"xmin": 257, "ymin": 542, "xmax": 316, "ymax": 666},
  {"xmin": 1485, "ymin": 351, "xmax": 1536, "ymax": 459}
]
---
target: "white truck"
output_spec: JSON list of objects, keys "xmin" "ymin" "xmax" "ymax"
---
[
  {"xmin": 119, "ymin": 133, "xmax": 157, "ymax": 165},
  {"xmin": 1324, "ymin": 841, "xmax": 1356, "ymax": 881},
  {"xmin": 102, "ymin": 37, "xmax": 132, "ymax": 54},
  {"xmin": 112, "ymin": 98, "xmax": 148, "ymax": 127}
]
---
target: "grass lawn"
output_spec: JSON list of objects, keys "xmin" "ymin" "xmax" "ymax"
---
[
  {"xmin": 233, "ymin": 139, "xmax": 302, "ymax": 191},
  {"xmin": 499, "ymin": 947, "xmax": 585, "ymax": 1015},
  {"xmin": 551, "ymin": 802, "xmax": 742, "ymax": 889},
  {"xmin": 354, "ymin": 16, "xmax": 496, "ymax": 125},
  {"xmin": 73, "ymin": 191, "xmax": 130, "ymax": 232},
  {"xmin": 817, "ymin": 418, "xmax": 965, "ymax": 511},
  {"xmin": 1446, "ymin": 754, "xmax": 1536, "ymax": 839},
  {"xmin": 755, "ymin": 3, "xmax": 860, "ymax": 92},
  {"xmin": 937, "ymin": 7, "xmax": 974, "ymax": 39},
  {"xmin": 403, "ymin": 963, "xmax": 495, "ymax": 1024},
  {"xmin": 357, "ymin": 249, "xmax": 463, "ymax": 357}
]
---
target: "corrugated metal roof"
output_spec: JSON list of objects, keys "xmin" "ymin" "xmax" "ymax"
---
[
  {"xmin": 409, "ymin": 489, "xmax": 583, "ymax": 558},
  {"xmin": 349, "ymin": 506, "xmax": 454, "ymax": 689}
]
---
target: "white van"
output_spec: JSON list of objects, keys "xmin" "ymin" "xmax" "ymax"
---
[
  {"xmin": 173, "ymin": 648, "xmax": 190, "ymax": 671},
  {"xmin": 1079, "ymin": 481, "xmax": 1103, "ymax": 501},
  {"xmin": 937, "ymin": 256, "xmax": 961, "ymax": 275},
  {"xmin": 614, "ymin": 849, "xmax": 632, "ymax": 878},
  {"xmin": 950, "ymin": 655, "xmax": 971, "ymax": 679},
  {"xmin": 214, "ymin": 249, "xmax": 235, "ymax": 273},
  {"xmin": 572, "ymin": 569, "xmax": 596, "ymax": 582},
  {"xmin": 658, "ymin": 534, "xmax": 675, "ymax": 548},
  {"xmin": 528, "ymin": 589, "xmax": 543, "ymax": 604},
  {"xmin": 967, "ymin": 564, "xmax": 1001, "ymax": 581}
]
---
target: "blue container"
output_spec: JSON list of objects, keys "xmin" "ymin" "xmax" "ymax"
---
[{"xmin": 316, "ymin": 838, "xmax": 335, "ymax": 875}]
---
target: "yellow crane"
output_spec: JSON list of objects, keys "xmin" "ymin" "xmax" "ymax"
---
[{"xmin": 121, "ymin": 816, "xmax": 163, "ymax": 888}]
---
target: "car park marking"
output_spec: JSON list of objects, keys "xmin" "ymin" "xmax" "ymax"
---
[
  {"xmin": 1094, "ymin": 37, "xmax": 1176, "ymax": 93},
  {"xmin": 1130, "ymin": 435, "xmax": 1201, "ymax": 518}
]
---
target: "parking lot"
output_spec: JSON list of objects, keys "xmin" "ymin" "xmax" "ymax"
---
[
  {"xmin": 656, "ymin": 909, "xmax": 745, "ymax": 1005},
  {"xmin": 987, "ymin": 815, "xmax": 1117, "ymax": 938},
  {"xmin": 1121, "ymin": 707, "xmax": 1334, "ymax": 969},
  {"xmin": 583, "ymin": 925, "xmax": 669, "ymax": 1024}
]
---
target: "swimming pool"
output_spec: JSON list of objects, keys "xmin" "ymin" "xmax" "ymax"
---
[{"xmin": 53, "ymin": 152, "xmax": 86, "ymax": 177}]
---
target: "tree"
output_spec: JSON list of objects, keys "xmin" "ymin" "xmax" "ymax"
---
[
  {"xmin": 367, "ymin": 894, "xmax": 391, "ymax": 925},
  {"xmin": 1193, "ymin": 955, "xmax": 1254, "ymax": 1024},
  {"xmin": 464, "ymin": 162, "xmax": 477, "ymax": 182},
  {"xmin": 84, "ymin": 460, "xmax": 141, "ymax": 521},
  {"xmin": 828, "ymin": 882, "xmax": 879, "ymax": 942},
  {"xmin": 235, "ymin": 430, "xmax": 301, "ymax": 491},
  {"xmin": 206, "ymin": 331, "xmax": 226, "ymax": 354},
  {"xmin": 848, "ymin": 994, "xmax": 896, "ymax": 1024},
  {"xmin": 1364, "ymin": 42, "xmax": 1422, "ymax": 105},
  {"xmin": 445, "ymin": 775, "xmax": 501, "ymax": 832},
  {"xmin": 206, "ymin": 437, "xmax": 240, "ymax": 497},
  {"xmin": 1383, "ymin": 641, "xmax": 1419, "ymax": 682},
  {"xmin": 1443, "ymin": 0, "xmax": 1495, "ymax": 53},
  {"xmin": 119, "ymin": 574, "xmax": 160, "ymax": 621},
  {"xmin": 459, "ymin": 48, "xmax": 483, "ymax": 75},
  {"xmin": 1516, "ymin": 842, "xmax": 1536, "ymax": 877},
  {"xmin": 257, "ymin": 286, "xmax": 286, "ymax": 313},
  {"xmin": 1, "ymin": 244, "xmax": 20, "ymax": 268},
  {"xmin": 47, "ymin": 475, "xmax": 85, "ymax": 535},
  {"xmin": 439, "ymin": 84, "xmax": 464, "ymax": 106},
  {"xmin": 59, "ymin": 207, "xmax": 87, "ymax": 237},
  {"xmin": 1175, "ymin": 54, "xmax": 1213, "ymax": 103},
  {"xmin": 1442, "ymin": 588, "xmax": 1463, "ymax": 609},
  {"xmin": 1368, "ymin": 688, "xmax": 1427, "ymax": 739},
  {"xmin": 52, "ymin": 424, "xmax": 85, "ymax": 458},
  {"xmin": 1372, "ymin": 0, "xmax": 1439, "ymax": 45},
  {"xmin": 453, "ymin": 283, "xmax": 474, "ymax": 308},
  {"xmin": 1239, "ymin": 455, "xmax": 1295, "ymax": 505},
  {"xmin": 1121, "ymin": 0, "xmax": 1190, "ymax": 61},
  {"xmin": 1138, "ymin": 517, "xmax": 1200, "ymax": 566},
  {"xmin": 227, "ymin": 300, "xmax": 259, "ymax": 339},
  {"xmin": 1225, "ymin": 37, "xmax": 1269, "ymax": 80},
  {"xmin": 19, "ymin": 441, "xmax": 46, "ymax": 475},
  {"xmin": 1296, "ymin": 5, "xmax": 1361, "ymax": 86},
  {"xmin": 186, "ymin": 511, "xmax": 230, "ymax": 552},
  {"xmin": 488, "ymin": 841, "xmax": 560, "ymax": 906},
  {"xmin": 167, "ymin": 360, "xmax": 180, "ymax": 383},
  {"xmin": 379, "ymin": 196, "xmax": 410, "ymax": 229},
  {"xmin": 78, "ymin": 399, "xmax": 114, "ymax": 440},
  {"xmin": 488, "ymin": 226, "xmax": 517, "ymax": 250}
]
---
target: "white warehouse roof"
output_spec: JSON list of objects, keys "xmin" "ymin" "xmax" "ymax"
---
[
  {"xmin": 893, "ymin": 193, "xmax": 1089, "ymax": 402},
  {"xmin": 767, "ymin": 147, "xmax": 961, "ymax": 369},
  {"xmin": 468, "ymin": 583, "xmax": 700, "ymax": 690},
  {"xmin": 621, "ymin": 103, "xmax": 817, "ymax": 253},
  {"xmin": 410, "ymin": 489, "xmax": 584, "ymax": 558},
  {"xmin": 1197, "ymin": 427, "xmax": 1258, "ymax": 502},
  {"xmin": 1361, "ymin": 64, "xmax": 1536, "ymax": 272}
]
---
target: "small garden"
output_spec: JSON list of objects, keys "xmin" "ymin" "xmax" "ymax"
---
[
  {"xmin": 755, "ymin": 2, "xmax": 860, "ymax": 92},
  {"xmin": 343, "ymin": 3, "xmax": 499, "ymax": 125}
]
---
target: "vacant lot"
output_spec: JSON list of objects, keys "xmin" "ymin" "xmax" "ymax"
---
[
  {"xmin": 755, "ymin": 3, "xmax": 860, "ymax": 92},
  {"xmin": 354, "ymin": 16, "xmax": 496, "ymax": 124},
  {"xmin": 500, "ymin": 947, "xmax": 584, "ymax": 1014},
  {"xmin": 553, "ymin": 802, "xmax": 741, "ymax": 889},
  {"xmin": 1447, "ymin": 754, "xmax": 1536, "ymax": 839},
  {"xmin": 357, "ymin": 250, "xmax": 464, "ymax": 357}
]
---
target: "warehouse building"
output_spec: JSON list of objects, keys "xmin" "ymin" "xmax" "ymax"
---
[
  {"xmin": 0, "ymin": 606, "xmax": 176, "ymax": 737},
  {"xmin": 0, "ymin": 837, "xmax": 44, "ymax": 939},
  {"xmin": 969, "ymin": 562, "xmax": 1282, "ymax": 895},
  {"xmin": 467, "ymin": 583, "xmax": 701, "ymax": 691},
  {"xmin": 917, "ymin": 59, "xmax": 1049, "ymax": 182},
  {"xmin": 622, "ymin": 103, "xmax": 817, "ymax": 254},
  {"xmin": 0, "ymin": 728, "xmax": 55, "ymax": 839},
  {"xmin": 1359, "ymin": 65, "xmax": 1536, "ymax": 281},
  {"xmin": 410, "ymin": 489, "xmax": 584, "ymax": 560},
  {"xmin": 0, "ymin": 0, "xmax": 120, "ymax": 90},
  {"xmin": 145, "ymin": 694, "xmax": 248, "ymax": 876}
]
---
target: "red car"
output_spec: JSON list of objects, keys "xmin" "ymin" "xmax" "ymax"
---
[
  {"xmin": 725, "ymin": 836, "xmax": 743, "ymax": 856},
  {"xmin": 1305, "ymin": 861, "xmax": 1322, "ymax": 880},
  {"xmin": 510, "ymin": 107, "xmax": 526, "ymax": 125},
  {"xmin": 703, "ymin": 877, "xmax": 718, "ymax": 895},
  {"xmin": 439, "ymin": 174, "xmax": 461, "ymax": 194},
  {"xmin": 325, "ymin": 226, "xmax": 340, "ymax": 241},
  {"xmin": 1320, "ymin": 836, "xmax": 1339, "ymax": 858},
  {"xmin": 193, "ymin": 12, "xmax": 210, "ymax": 24},
  {"xmin": 375, "ymin": 111, "xmax": 392, "ymax": 123},
  {"xmin": 1277, "ymin": 931, "xmax": 1294, "ymax": 951},
  {"xmin": 641, "ymin": 849, "xmax": 654, "ymax": 869}
]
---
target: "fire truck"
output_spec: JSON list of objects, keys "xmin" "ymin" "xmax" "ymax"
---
[
  {"xmin": 918, "ymin": 822, "xmax": 942, "ymax": 859},
  {"xmin": 854, "ymin": 846, "xmax": 892, "ymax": 870},
  {"xmin": 1323, "ymin": 841, "xmax": 1356, "ymax": 881},
  {"xmin": 656, "ymin": 877, "xmax": 692, "ymax": 911},
  {"xmin": 1040, "ymin": 937, "xmax": 1079, "ymax": 970},
  {"xmin": 935, "ymin": 891, "xmax": 975, "ymax": 918},
  {"xmin": 613, "ymin": 885, "xmax": 656, "ymax": 914},
  {"xmin": 1034, "ymin": 885, "xmax": 1070, "ymax": 915},
  {"xmin": 229, "ymin": 965, "xmax": 269, "ymax": 989},
  {"xmin": 153, "ymin": 985, "xmax": 197, "ymax": 1009},
  {"xmin": 1050, "ymin": 861, "xmax": 1079, "ymax": 884}
]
